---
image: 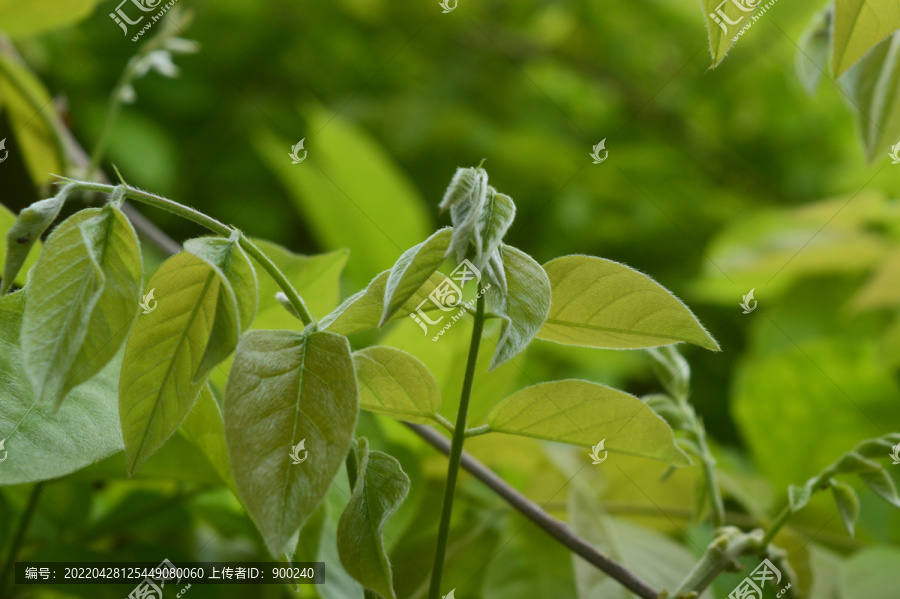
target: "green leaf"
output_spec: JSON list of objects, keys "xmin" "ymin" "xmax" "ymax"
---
[
  {"xmin": 353, "ymin": 346, "xmax": 442, "ymax": 424},
  {"xmin": 833, "ymin": 0, "xmax": 900, "ymax": 77},
  {"xmin": 0, "ymin": 0, "xmax": 102, "ymax": 37},
  {"xmin": 487, "ymin": 244, "xmax": 551, "ymax": 370},
  {"xmin": 2, "ymin": 187, "xmax": 69, "ymax": 295},
  {"xmin": 0, "ymin": 54, "xmax": 65, "ymax": 184},
  {"xmin": 321, "ymin": 269, "xmax": 448, "ymax": 336},
  {"xmin": 119, "ymin": 250, "xmax": 239, "ymax": 474},
  {"xmin": 699, "ymin": 0, "xmax": 754, "ymax": 68},
  {"xmin": 0, "ymin": 204, "xmax": 40, "ymax": 292},
  {"xmin": 441, "ymin": 166, "xmax": 489, "ymax": 264},
  {"xmin": 830, "ymin": 479, "xmax": 860, "ymax": 536},
  {"xmin": 841, "ymin": 546, "xmax": 900, "ymax": 599},
  {"xmin": 568, "ymin": 485, "xmax": 712, "ymax": 599},
  {"xmin": 478, "ymin": 190, "xmax": 516, "ymax": 269},
  {"xmin": 859, "ymin": 468, "xmax": 900, "ymax": 508},
  {"xmin": 839, "ymin": 32, "xmax": 900, "ymax": 161},
  {"xmin": 253, "ymin": 105, "xmax": 431, "ymax": 285},
  {"xmin": 537, "ymin": 255, "xmax": 719, "ymax": 351},
  {"xmin": 180, "ymin": 384, "xmax": 236, "ymax": 492},
  {"xmin": 338, "ymin": 438, "xmax": 410, "ymax": 599},
  {"xmin": 380, "ymin": 228, "xmax": 453, "ymax": 326},
  {"xmin": 486, "ymin": 379, "xmax": 690, "ymax": 465},
  {"xmin": 0, "ymin": 291, "xmax": 124, "ymax": 486},
  {"xmin": 184, "ymin": 236, "xmax": 257, "ymax": 375},
  {"xmin": 224, "ymin": 329, "xmax": 358, "ymax": 557},
  {"xmin": 22, "ymin": 206, "xmax": 142, "ymax": 407},
  {"xmin": 788, "ymin": 479, "xmax": 818, "ymax": 513},
  {"xmin": 796, "ymin": 8, "xmax": 833, "ymax": 95}
]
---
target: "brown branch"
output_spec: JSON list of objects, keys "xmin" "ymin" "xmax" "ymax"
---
[{"xmin": 406, "ymin": 423, "xmax": 660, "ymax": 599}]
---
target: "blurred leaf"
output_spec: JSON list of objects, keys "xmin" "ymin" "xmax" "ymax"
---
[
  {"xmin": 338, "ymin": 438, "xmax": 410, "ymax": 599},
  {"xmin": 487, "ymin": 379, "xmax": 690, "ymax": 465},
  {"xmin": 840, "ymin": 546, "xmax": 900, "ymax": 599},
  {"xmin": 224, "ymin": 329, "xmax": 358, "ymax": 556},
  {"xmin": 850, "ymin": 250, "xmax": 900, "ymax": 310},
  {"xmin": 833, "ymin": 0, "xmax": 900, "ymax": 77},
  {"xmin": 0, "ymin": 0, "xmax": 101, "ymax": 37},
  {"xmin": 734, "ymin": 341, "xmax": 900, "ymax": 491},
  {"xmin": 119, "ymin": 250, "xmax": 238, "ymax": 474},
  {"xmin": 23, "ymin": 206, "xmax": 142, "ymax": 407},
  {"xmin": 254, "ymin": 106, "xmax": 431, "ymax": 284},
  {"xmin": 808, "ymin": 544, "xmax": 844, "ymax": 599},
  {"xmin": 830, "ymin": 479, "xmax": 860, "ymax": 536},
  {"xmin": 539, "ymin": 255, "xmax": 718, "ymax": 350},
  {"xmin": 381, "ymin": 227, "xmax": 452, "ymax": 326},
  {"xmin": 0, "ymin": 54, "xmax": 64, "ymax": 184},
  {"xmin": 321, "ymin": 269, "xmax": 447, "ymax": 336},
  {"xmin": 839, "ymin": 32, "xmax": 900, "ymax": 161},
  {"xmin": 568, "ymin": 484, "xmax": 712, "ymax": 599},
  {"xmin": 796, "ymin": 8, "xmax": 833, "ymax": 95},
  {"xmin": 353, "ymin": 346, "xmax": 442, "ymax": 425},
  {"xmin": 482, "ymin": 513, "xmax": 577, "ymax": 599},
  {"xmin": 0, "ymin": 291, "xmax": 124, "ymax": 486},
  {"xmin": 488, "ymin": 244, "xmax": 551, "ymax": 370},
  {"xmin": 1, "ymin": 190, "xmax": 64, "ymax": 294},
  {"xmin": 180, "ymin": 383, "xmax": 236, "ymax": 492}
]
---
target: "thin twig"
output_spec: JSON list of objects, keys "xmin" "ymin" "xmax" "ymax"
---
[{"xmin": 407, "ymin": 423, "xmax": 660, "ymax": 599}]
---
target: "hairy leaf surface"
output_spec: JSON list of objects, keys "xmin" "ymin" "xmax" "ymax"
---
[
  {"xmin": 338, "ymin": 438, "xmax": 409, "ymax": 599},
  {"xmin": 225, "ymin": 329, "xmax": 358, "ymax": 556},
  {"xmin": 353, "ymin": 346, "xmax": 442, "ymax": 424}
]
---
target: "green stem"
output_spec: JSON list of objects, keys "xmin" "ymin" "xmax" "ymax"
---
[
  {"xmin": 64, "ymin": 181, "xmax": 315, "ymax": 325},
  {"xmin": 670, "ymin": 527, "xmax": 762, "ymax": 597},
  {"xmin": 761, "ymin": 506, "xmax": 792, "ymax": 547},
  {"xmin": 427, "ymin": 295, "xmax": 486, "ymax": 599},
  {"xmin": 0, "ymin": 483, "xmax": 44, "ymax": 591}
]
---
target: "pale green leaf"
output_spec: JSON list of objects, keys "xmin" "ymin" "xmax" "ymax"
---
[
  {"xmin": 224, "ymin": 329, "xmax": 358, "ymax": 557},
  {"xmin": 253, "ymin": 105, "xmax": 431, "ymax": 284},
  {"xmin": 353, "ymin": 346, "xmax": 442, "ymax": 425},
  {"xmin": 180, "ymin": 384, "xmax": 236, "ymax": 492},
  {"xmin": 699, "ymin": 0, "xmax": 757, "ymax": 68},
  {"xmin": 833, "ymin": 0, "xmax": 900, "ymax": 77},
  {"xmin": 0, "ymin": 291, "xmax": 124, "ymax": 486},
  {"xmin": 841, "ymin": 547, "xmax": 900, "ymax": 599},
  {"xmin": 184, "ymin": 236, "xmax": 257, "ymax": 376},
  {"xmin": 487, "ymin": 379, "xmax": 690, "ymax": 465},
  {"xmin": 23, "ymin": 206, "xmax": 142, "ymax": 407},
  {"xmin": 538, "ymin": 255, "xmax": 719, "ymax": 351},
  {"xmin": 487, "ymin": 244, "xmax": 551, "ymax": 370},
  {"xmin": 0, "ymin": 54, "xmax": 64, "ymax": 184},
  {"xmin": 119, "ymin": 251, "xmax": 239, "ymax": 474},
  {"xmin": 321, "ymin": 269, "xmax": 448, "ymax": 336},
  {"xmin": 788, "ymin": 479, "xmax": 818, "ymax": 513},
  {"xmin": 2, "ymin": 187, "xmax": 69, "ymax": 295},
  {"xmin": 0, "ymin": 0, "xmax": 102, "ymax": 37},
  {"xmin": 338, "ymin": 438, "xmax": 410, "ymax": 599},
  {"xmin": 444, "ymin": 167, "xmax": 489, "ymax": 264},
  {"xmin": 830, "ymin": 479, "xmax": 860, "ymax": 536},
  {"xmin": 838, "ymin": 32, "xmax": 900, "ymax": 161},
  {"xmin": 478, "ymin": 190, "xmax": 516, "ymax": 269},
  {"xmin": 568, "ymin": 485, "xmax": 712, "ymax": 599},
  {"xmin": 380, "ymin": 228, "xmax": 453, "ymax": 326},
  {"xmin": 859, "ymin": 468, "xmax": 900, "ymax": 508},
  {"xmin": 796, "ymin": 8, "xmax": 833, "ymax": 95}
]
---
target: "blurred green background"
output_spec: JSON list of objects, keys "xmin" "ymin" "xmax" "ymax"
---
[{"xmin": 2, "ymin": 0, "xmax": 900, "ymax": 597}]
